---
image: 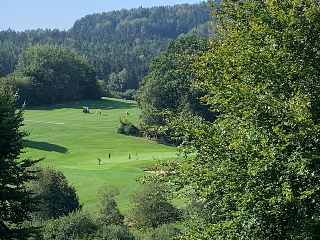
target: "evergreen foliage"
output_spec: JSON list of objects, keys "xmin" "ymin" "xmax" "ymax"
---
[
  {"xmin": 0, "ymin": 87, "xmax": 40, "ymax": 239},
  {"xmin": 41, "ymin": 184, "xmax": 133, "ymax": 240}
]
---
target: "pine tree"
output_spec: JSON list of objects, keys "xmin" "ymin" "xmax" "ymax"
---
[{"xmin": 0, "ymin": 87, "xmax": 40, "ymax": 239}]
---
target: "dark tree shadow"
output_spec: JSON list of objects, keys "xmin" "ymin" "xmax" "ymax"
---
[{"xmin": 24, "ymin": 140, "xmax": 68, "ymax": 154}]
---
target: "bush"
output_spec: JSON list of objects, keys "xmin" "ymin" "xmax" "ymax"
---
[
  {"xmin": 119, "ymin": 89, "xmax": 136, "ymax": 100},
  {"xmin": 42, "ymin": 210, "xmax": 97, "ymax": 240},
  {"xmin": 117, "ymin": 116, "xmax": 140, "ymax": 136},
  {"xmin": 108, "ymin": 89, "xmax": 136, "ymax": 100},
  {"xmin": 130, "ymin": 182, "xmax": 181, "ymax": 229},
  {"xmin": 149, "ymin": 224, "xmax": 180, "ymax": 240},
  {"xmin": 93, "ymin": 225, "xmax": 135, "ymax": 240}
]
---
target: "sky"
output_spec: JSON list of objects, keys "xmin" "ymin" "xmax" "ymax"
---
[{"xmin": 1, "ymin": 0, "xmax": 203, "ymax": 32}]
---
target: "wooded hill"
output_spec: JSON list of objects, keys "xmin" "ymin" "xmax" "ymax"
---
[{"xmin": 0, "ymin": 3, "xmax": 214, "ymax": 96}]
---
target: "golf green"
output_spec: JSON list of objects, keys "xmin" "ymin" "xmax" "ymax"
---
[{"xmin": 21, "ymin": 97, "xmax": 178, "ymax": 213}]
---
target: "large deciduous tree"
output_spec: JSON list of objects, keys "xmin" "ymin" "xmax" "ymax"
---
[
  {"xmin": 14, "ymin": 44, "xmax": 100, "ymax": 105},
  {"xmin": 136, "ymin": 35, "xmax": 215, "ymax": 139},
  {"xmin": 161, "ymin": 0, "xmax": 320, "ymax": 239},
  {"xmin": 0, "ymin": 87, "xmax": 40, "ymax": 239}
]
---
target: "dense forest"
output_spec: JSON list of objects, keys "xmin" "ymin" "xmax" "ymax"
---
[{"xmin": 0, "ymin": 3, "xmax": 214, "ymax": 100}]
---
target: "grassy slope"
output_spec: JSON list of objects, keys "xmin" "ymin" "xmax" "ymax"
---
[{"xmin": 21, "ymin": 97, "xmax": 178, "ymax": 213}]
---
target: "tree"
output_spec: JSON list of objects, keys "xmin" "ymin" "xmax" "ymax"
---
[
  {"xmin": 130, "ymin": 182, "xmax": 180, "ymax": 229},
  {"xmin": 135, "ymin": 35, "xmax": 215, "ymax": 142},
  {"xmin": 163, "ymin": 0, "xmax": 320, "ymax": 239},
  {"xmin": 136, "ymin": 35, "xmax": 213, "ymax": 123},
  {"xmin": 0, "ymin": 4, "xmax": 213, "ymax": 96},
  {"xmin": 42, "ymin": 210, "xmax": 97, "ymax": 240},
  {"xmin": 148, "ymin": 224, "xmax": 181, "ymax": 240},
  {"xmin": 28, "ymin": 166, "xmax": 81, "ymax": 220},
  {"xmin": 14, "ymin": 44, "xmax": 100, "ymax": 105},
  {"xmin": 0, "ymin": 75, "xmax": 31, "ymax": 106},
  {"xmin": 108, "ymin": 68, "xmax": 128, "ymax": 92},
  {"xmin": 96, "ymin": 184, "xmax": 124, "ymax": 226},
  {"xmin": 0, "ymin": 87, "xmax": 40, "ymax": 239},
  {"xmin": 94, "ymin": 225, "xmax": 135, "ymax": 240}
]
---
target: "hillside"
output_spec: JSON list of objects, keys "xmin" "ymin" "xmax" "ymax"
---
[{"xmin": 0, "ymin": 3, "xmax": 215, "ymax": 94}]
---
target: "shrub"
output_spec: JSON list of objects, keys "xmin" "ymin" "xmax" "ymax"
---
[
  {"xmin": 42, "ymin": 210, "xmax": 97, "ymax": 240},
  {"xmin": 149, "ymin": 224, "xmax": 180, "ymax": 240},
  {"xmin": 130, "ymin": 182, "xmax": 181, "ymax": 229},
  {"xmin": 93, "ymin": 225, "xmax": 135, "ymax": 240},
  {"xmin": 117, "ymin": 116, "xmax": 140, "ymax": 136},
  {"xmin": 108, "ymin": 89, "xmax": 136, "ymax": 100}
]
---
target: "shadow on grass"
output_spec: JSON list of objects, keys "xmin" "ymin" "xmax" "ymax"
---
[
  {"xmin": 24, "ymin": 140, "xmax": 68, "ymax": 154},
  {"xmin": 26, "ymin": 98, "xmax": 137, "ymax": 111}
]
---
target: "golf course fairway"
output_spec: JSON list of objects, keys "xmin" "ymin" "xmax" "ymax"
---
[{"xmin": 21, "ymin": 97, "xmax": 178, "ymax": 213}]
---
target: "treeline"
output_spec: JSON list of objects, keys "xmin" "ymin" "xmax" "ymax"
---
[{"xmin": 0, "ymin": 3, "xmax": 214, "ymax": 100}]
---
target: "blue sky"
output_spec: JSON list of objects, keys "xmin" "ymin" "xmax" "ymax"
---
[{"xmin": 1, "ymin": 0, "xmax": 203, "ymax": 31}]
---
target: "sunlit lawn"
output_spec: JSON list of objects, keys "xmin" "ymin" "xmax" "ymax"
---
[{"xmin": 21, "ymin": 97, "xmax": 179, "ymax": 213}]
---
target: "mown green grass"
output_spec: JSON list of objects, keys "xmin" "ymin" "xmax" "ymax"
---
[{"xmin": 21, "ymin": 97, "xmax": 179, "ymax": 213}]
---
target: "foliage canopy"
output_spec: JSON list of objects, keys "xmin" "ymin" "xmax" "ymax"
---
[
  {"xmin": 130, "ymin": 182, "xmax": 180, "ymax": 229},
  {"xmin": 0, "ymin": 3, "xmax": 213, "ymax": 96},
  {"xmin": 13, "ymin": 44, "xmax": 100, "ymax": 105},
  {"xmin": 28, "ymin": 166, "xmax": 81, "ymax": 221},
  {"xmin": 136, "ymin": 35, "xmax": 215, "ymax": 141},
  {"xmin": 153, "ymin": 0, "xmax": 320, "ymax": 239}
]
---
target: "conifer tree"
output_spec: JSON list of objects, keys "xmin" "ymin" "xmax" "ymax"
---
[{"xmin": 0, "ymin": 87, "xmax": 40, "ymax": 239}]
